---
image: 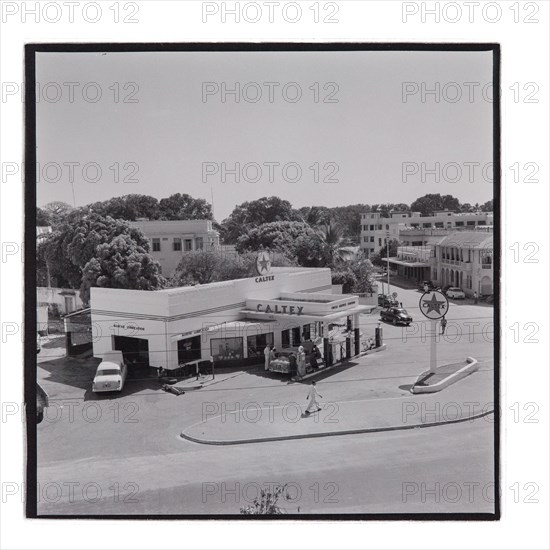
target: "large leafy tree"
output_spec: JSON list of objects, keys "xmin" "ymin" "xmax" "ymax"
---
[
  {"xmin": 42, "ymin": 201, "xmax": 74, "ymax": 227},
  {"xmin": 158, "ymin": 193, "xmax": 213, "ymax": 221},
  {"xmin": 330, "ymin": 204, "xmax": 371, "ymax": 239},
  {"xmin": 410, "ymin": 194, "xmax": 460, "ymax": 216},
  {"xmin": 220, "ymin": 197, "xmax": 301, "ymax": 244},
  {"xmin": 480, "ymin": 199, "xmax": 494, "ymax": 212},
  {"xmin": 87, "ymin": 194, "xmax": 160, "ymax": 221},
  {"xmin": 235, "ymin": 221, "xmax": 315, "ymax": 256},
  {"xmin": 81, "ymin": 234, "xmax": 164, "ymax": 303},
  {"xmin": 37, "ymin": 211, "xmax": 150, "ymax": 293}
]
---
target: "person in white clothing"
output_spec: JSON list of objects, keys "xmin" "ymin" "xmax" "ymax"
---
[
  {"xmin": 305, "ymin": 381, "xmax": 322, "ymax": 415},
  {"xmin": 264, "ymin": 344, "xmax": 271, "ymax": 371}
]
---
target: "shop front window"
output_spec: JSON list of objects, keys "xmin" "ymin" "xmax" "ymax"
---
[
  {"xmin": 211, "ymin": 337, "xmax": 243, "ymax": 362},
  {"xmin": 292, "ymin": 327, "xmax": 301, "ymax": 346},
  {"xmin": 302, "ymin": 324, "xmax": 311, "ymax": 341},
  {"xmin": 246, "ymin": 332, "xmax": 274, "ymax": 358}
]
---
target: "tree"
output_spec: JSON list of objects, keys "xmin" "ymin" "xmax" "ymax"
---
[
  {"xmin": 87, "ymin": 194, "xmax": 160, "ymax": 221},
  {"xmin": 36, "ymin": 211, "xmax": 150, "ymax": 292},
  {"xmin": 42, "ymin": 201, "xmax": 74, "ymax": 227},
  {"xmin": 370, "ymin": 239, "xmax": 399, "ymax": 267},
  {"xmin": 331, "ymin": 253, "xmax": 375, "ymax": 294},
  {"xmin": 36, "ymin": 207, "xmax": 52, "ymax": 226},
  {"xmin": 169, "ymin": 250, "xmax": 295, "ymax": 287},
  {"xmin": 158, "ymin": 193, "xmax": 213, "ymax": 221},
  {"xmin": 410, "ymin": 194, "xmax": 460, "ymax": 216},
  {"xmin": 318, "ymin": 223, "xmax": 346, "ymax": 265},
  {"xmin": 235, "ymin": 221, "xmax": 315, "ymax": 256},
  {"xmin": 220, "ymin": 197, "xmax": 301, "ymax": 243},
  {"xmin": 480, "ymin": 199, "xmax": 494, "ymax": 212},
  {"xmin": 81, "ymin": 234, "xmax": 164, "ymax": 304},
  {"xmin": 297, "ymin": 206, "xmax": 332, "ymax": 227},
  {"xmin": 329, "ymin": 204, "xmax": 370, "ymax": 240}
]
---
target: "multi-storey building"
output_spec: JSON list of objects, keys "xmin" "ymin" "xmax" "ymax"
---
[
  {"xmin": 432, "ymin": 231, "xmax": 494, "ymax": 297},
  {"xmin": 129, "ymin": 220, "xmax": 220, "ymax": 276},
  {"xmin": 360, "ymin": 210, "xmax": 494, "ymax": 256},
  {"xmin": 384, "ymin": 230, "xmax": 494, "ymax": 297}
]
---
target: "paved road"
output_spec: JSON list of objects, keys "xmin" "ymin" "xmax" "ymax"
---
[{"xmin": 36, "ymin": 286, "xmax": 495, "ymax": 515}]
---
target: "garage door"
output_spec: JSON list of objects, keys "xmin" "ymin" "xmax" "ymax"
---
[{"xmin": 113, "ymin": 335, "xmax": 150, "ymax": 368}]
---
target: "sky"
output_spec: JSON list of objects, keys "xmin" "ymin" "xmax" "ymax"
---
[{"xmin": 36, "ymin": 49, "xmax": 494, "ymax": 221}]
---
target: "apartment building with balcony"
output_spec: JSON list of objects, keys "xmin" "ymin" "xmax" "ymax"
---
[
  {"xmin": 360, "ymin": 210, "xmax": 493, "ymax": 256},
  {"xmin": 129, "ymin": 219, "xmax": 220, "ymax": 276},
  {"xmin": 432, "ymin": 231, "xmax": 494, "ymax": 297}
]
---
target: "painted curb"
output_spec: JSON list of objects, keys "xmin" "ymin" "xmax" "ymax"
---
[
  {"xmin": 411, "ymin": 357, "xmax": 479, "ymax": 394},
  {"xmin": 180, "ymin": 408, "xmax": 494, "ymax": 446}
]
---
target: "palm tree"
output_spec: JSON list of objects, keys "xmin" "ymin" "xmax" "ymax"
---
[{"xmin": 318, "ymin": 222, "xmax": 346, "ymax": 266}]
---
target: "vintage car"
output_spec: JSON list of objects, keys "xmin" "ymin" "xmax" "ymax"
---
[
  {"xmin": 268, "ymin": 352, "xmax": 294, "ymax": 375},
  {"xmin": 380, "ymin": 307, "xmax": 413, "ymax": 326},
  {"xmin": 37, "ymin": 382, "xmax": 49, "ymax": 423},
  {"xmin": 92, "ymin": 351, "xmax": 128, "ymax": 393},
  {"xmin": 446, "ymin": 287, "xmax": 466, "ymax": 299}
]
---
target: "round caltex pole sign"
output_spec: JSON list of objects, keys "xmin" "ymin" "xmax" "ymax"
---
[{"xmin": 419, "ymin": 290, "xmax": 449, "ymax": 320}]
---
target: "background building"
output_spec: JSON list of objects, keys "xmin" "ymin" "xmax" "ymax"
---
[
  {"xmin": 360, "ymin": 210, "xmax": 493, "ymax": 256},
  {"xmin": 129, "ymin": 220, "xmax": 220, "ymax": 276}
]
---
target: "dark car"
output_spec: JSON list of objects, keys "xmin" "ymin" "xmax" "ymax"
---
[
  {"xmin": 378, "ymin": 294, "xmax": 399, "ymax": 308},
  {"xmin": 380, "ymin": 307, "xmax": 413, "ymax": 326},
  {"xmin": 37, "ymin": 382, "xmax": 49, "ymax": 423}
]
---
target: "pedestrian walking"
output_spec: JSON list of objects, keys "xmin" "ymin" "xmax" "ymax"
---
[
  {"xmin": 297, "ymin": 345, "xmax": 306, "ymax": 378},
  {"xmin": 474, "ymin": 291, "xmax": 478, "ymax": 304},
  {"xmin": 441, "ymin": 316, "xmax": 447, "ymax": 335},
  {"xmin": 305, "ymin": 381, "xmax": 323, "ymax": 415},
  {"xmin": 264, "ymin": 343, "xmax": 271, "ymax": 371}
]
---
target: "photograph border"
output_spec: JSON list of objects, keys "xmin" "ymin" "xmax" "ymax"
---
[{"xmin": 25, "ymin": 41, "xmax": 500, "ymax": 521}]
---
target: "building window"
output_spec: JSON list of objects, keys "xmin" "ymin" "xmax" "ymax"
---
[
  {"xmin": 363, "ymin": 236, "xmax": 368, "ymax": 242},
  {"xmin": 455, "ymin": 221, "xmax": 464, "ymax": 227},
  {"xmin": 386, "ymin": 224, "xmax": 389, "ymax": 230},
  {"xmin": 378, "ymin": 224, "xmax": 383, "ymax": 230},
  {"xmin": 378, "ymin": 238, "xmax": 382, "ymax": 246},
  {"xmin": 370, "ymin": 236, "xmax": 374, "ymax": 242},
  {"xmin": 477, "ymin": 220, "xmax": 486, "ymax": 225},
  {"xmin": 173, "ymin": 238, "xmax": 182, "ymax": 251},
  {"xmin": 369, "ymin": 225, "xmax": 374, "ymax": 231},
  {"xmin": 211, "ymin": 337, "xmax": 243, "ymax": 362},
  {"xmin": 423, "ymin": 223, "xmax": 431, "ymax": 228},
  {"xmin": 152, "ymin": 238, "xmax": 161, "ymax": 252},
  {"xmin": 435, "ymin": 222, "xmax": 444, "ymax": 228},
  {"xmin": 184, "ymin": 239, "xmax": 193, "ymax": 251},
  {"xmin": 292, "ymin": 327, "xmax": 301, "ymax": 346},
  {"xmin": 246, "ymin": 332, "xmax": 274, "ymax": 358},
  {"xmin": 195, "ymin": 237, "xmax": 204, "ymax": 250},
  {"xmin": 467, "ymin": 221, "xmax": 475, "ymax": 226}
]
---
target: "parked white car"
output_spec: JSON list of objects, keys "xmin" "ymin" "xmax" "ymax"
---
[
  {"xmin": 446, "ymin": 287, "xmax": 466, "ymax": 300},
  {"xmin": 92, "ymin": 351, "xmax": 127, "ymax": 393}
]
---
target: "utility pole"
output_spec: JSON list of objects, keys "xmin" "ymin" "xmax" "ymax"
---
[{"xmin": 386, "ymin": 232, "xmax": 391, "ymax": 296}]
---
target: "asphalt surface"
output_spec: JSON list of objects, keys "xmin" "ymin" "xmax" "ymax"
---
[{"xmin": 36, "ymin": 285, "xmax": 496, "ymax": 515}]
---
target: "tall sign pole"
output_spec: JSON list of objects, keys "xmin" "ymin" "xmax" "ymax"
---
[
  {"xmin": 386, "ymin": 232, "xmax": 391, "ymax": 296},
  {"xmin": 419, "ymin": 290, "xmax": 449, "ymax": 374}
]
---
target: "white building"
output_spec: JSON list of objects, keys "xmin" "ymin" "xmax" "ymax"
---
[
  {"xmin": 91, "ymin": 267, "xmax": 373, "ymax": 373},
  {"xmin": 384, "ymin": 230, "xmax": 494, "ymax": 297},
  {"xmin": 128, "ymin": 220, "xmax": 220, "ymax": 276},
  {"xmin": 360, "ymin": 210, "xmax": 493, "ymax": 256}
]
